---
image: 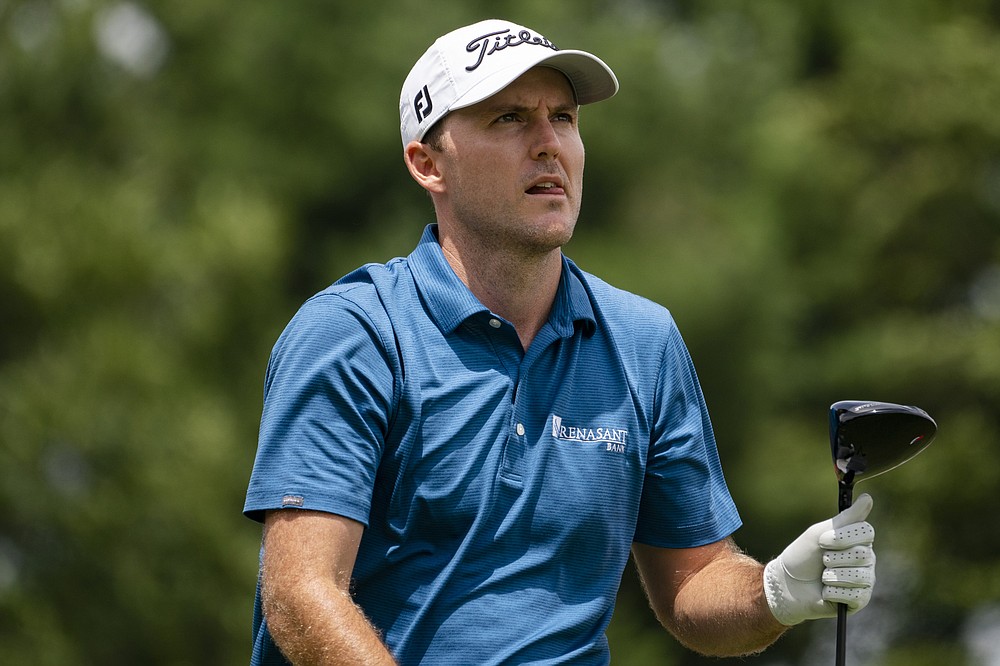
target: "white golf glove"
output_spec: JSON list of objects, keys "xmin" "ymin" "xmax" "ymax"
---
[{"xmin": 763, "ymin": 493, "xmax": 876, "ymax": 626}]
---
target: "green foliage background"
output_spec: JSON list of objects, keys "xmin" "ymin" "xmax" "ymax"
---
[{"xmin": 2, "ymin": 0, "xmax": 999, "ymax": 664}]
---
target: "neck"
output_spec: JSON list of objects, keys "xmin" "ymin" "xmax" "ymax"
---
[{"xmin": 438, "ymin": 231, "xmax": 562, "ymax": 351}]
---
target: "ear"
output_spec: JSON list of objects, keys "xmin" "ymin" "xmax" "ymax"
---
[{"xmin": 404, "ymin": 140, "xmax": 447, "ymax": 195}]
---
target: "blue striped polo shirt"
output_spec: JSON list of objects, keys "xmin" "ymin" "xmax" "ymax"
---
[{"xmin": 244, "ymin": 224, "xmax": 741, "ymax": 665}]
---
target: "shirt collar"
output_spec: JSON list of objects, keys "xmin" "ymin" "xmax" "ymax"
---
[
  {"xmin": 408, "ymin": 224, "xmax": 597, "ymax": 337},
  {"xmin": 552, "ymin": 256, "xmax": 597, "ymax": 337},
  {"xmin": 408, "ymin": 225, "xmax": 489, "ymax": 334}
]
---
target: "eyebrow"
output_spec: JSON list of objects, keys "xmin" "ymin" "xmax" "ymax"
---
[{"xmin": 479, "ymin": 102, "xmax": 580, "ymax": 117}]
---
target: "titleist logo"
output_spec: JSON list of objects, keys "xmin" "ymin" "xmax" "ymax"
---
[{"xmin": 465, "ymin": 28, "xmax": 559, "ymax": 71}]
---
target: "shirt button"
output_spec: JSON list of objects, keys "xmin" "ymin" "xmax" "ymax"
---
[
  {"xmin": 516, "ymin": 423, "xmax": 525, "ymax": 436},
  {"xmin": 489, "ymin": 318, "xmax": 501, "ymax": 329}
]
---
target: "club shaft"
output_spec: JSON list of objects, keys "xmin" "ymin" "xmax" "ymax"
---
[
  {"xmin": 836, "ymin": 605, "xmax": 848, "ymax": 666},
  {"xmin": 836, "ymin": 480, "xmax": 853, "ymax": 666}
]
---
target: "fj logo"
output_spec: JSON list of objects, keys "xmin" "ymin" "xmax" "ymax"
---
[
  {"xmin": 551, "ymin": 415, "xmax": 628, "ymax": 453},
  {"xmin": 414, "ymin": 85, "xmax": 433, "ymax": 123}
]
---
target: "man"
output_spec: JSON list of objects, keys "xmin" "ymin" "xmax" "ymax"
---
[{"xmin": 244, "ymin": 19, "xmax": 876, "ymax": 665}]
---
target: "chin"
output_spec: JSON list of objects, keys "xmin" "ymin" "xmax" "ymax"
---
[{"xmin": 527, "ymin": 220, "xmax": 576, "ymax": 251}]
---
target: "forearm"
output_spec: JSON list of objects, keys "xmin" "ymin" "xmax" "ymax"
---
[
  {"xmin": 263, "ymin": 575, "xmax": 395, "ymax": 665},
  {"xmin": 261, "ymin": 510, "xmax": 396, "ymax": 665},
  {"xmin": 667, "ymin": 548, "xmax": 786, "ymax": 657},
  {"xmin": 633, "ymin": 540, "xmax": 787, "ymax": 658}
]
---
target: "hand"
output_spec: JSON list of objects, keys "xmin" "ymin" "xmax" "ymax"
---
[{"xmin": 763, "ymin": 493, "xmax": 876, "ymax": 626}]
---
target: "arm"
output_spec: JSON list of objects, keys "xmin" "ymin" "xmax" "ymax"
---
[
  {"xmin": 632, "ymin": 495, "xmax": 877, "ymax": 657},
  {"xmin": 261, "ymin": 510, "xmax": 396, "ymax": 665},
  {"xmin": 632, "ymin": 538, "xmax": 786, "ymax": 657}
]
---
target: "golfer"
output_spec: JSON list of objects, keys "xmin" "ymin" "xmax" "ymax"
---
[{"xmin": 244, "ymin": 19, "xmax": 877, "ymax": 665}]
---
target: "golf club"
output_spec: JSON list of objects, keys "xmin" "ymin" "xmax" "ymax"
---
[{"xmin": 828, "ymin": 400, "xmax": 937, "ymax": 666}]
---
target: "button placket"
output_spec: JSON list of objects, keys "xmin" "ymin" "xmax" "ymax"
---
[
  {"xmin": 483, "ymin": 314, "xmax": 526, "ymax": 485},
  {"xmin": 499, "ymin": 321, "xmax": 560, "ymax": 483}
]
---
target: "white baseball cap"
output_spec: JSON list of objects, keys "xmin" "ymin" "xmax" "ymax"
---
[{"xmin": 399, "ymin": 19, "xmax": 619, "ymax": 147}]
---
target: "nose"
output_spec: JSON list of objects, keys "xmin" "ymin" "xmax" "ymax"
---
[{"xmin": 530, "ymin": 118, "xmax": 560, "ymax": 161}]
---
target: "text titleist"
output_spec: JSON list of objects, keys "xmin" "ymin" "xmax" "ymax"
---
[{"xmin": 465, "ymin": 28, "xmax": 559, "ymax": 72}]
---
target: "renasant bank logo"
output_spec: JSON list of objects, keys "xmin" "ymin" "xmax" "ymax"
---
[{"xmin": 551, "ymin": 415, "xmax": 628, "ymax": 454}]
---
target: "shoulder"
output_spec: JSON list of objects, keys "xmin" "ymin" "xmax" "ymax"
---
[
  {"xmin": 566, "ymin": 262, "xmax": 695, "ymax": 389},
  {"xmin": 288, "ymin": 258, "xmax": 412, "ymax": 334},
  {"xmin": 570, "ymin": 262, "xmax": 679, "ymax": 340},
  {"xmin": 268, "ymin": 260, "xmax": 413, "ymax": 375}
]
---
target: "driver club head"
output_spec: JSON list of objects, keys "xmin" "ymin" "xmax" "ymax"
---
[{"xmin": 829, "ymin": 400, "xmax": 937, "ymax": 485}]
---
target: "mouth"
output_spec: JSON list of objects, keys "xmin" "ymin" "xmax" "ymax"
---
[{"xmin": 525, "ymin": 178, "xmax": 566, "ymax": 196}]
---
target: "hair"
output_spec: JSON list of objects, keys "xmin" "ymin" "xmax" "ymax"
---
[{"xmin": 421, "ymin": 119, "xmax": 445, "ymax": 152}]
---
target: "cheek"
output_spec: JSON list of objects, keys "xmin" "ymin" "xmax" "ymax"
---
[
  {"xmin": 449, "ymin": 162, "xmax": 509, "ymax": 207},
  {"xmin": 570, "ymin": 152, "xmax": 585, "ymax": 192},
  {"xmin": 566, "ymin": 136, "xmax": 585, "ymax": 174}
]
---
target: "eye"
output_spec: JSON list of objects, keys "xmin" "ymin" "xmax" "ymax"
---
[
  {"xmin": 552, "ymin": 111, "xmax": 579, "ymax": 127},
  {"xmin": 495, "ymin": 112, "xmax": 520, "ymax": 124}
]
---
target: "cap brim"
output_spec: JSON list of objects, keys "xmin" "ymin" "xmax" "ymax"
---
[{"xmin": 450, "ymin": 49, "xmax": 619, "ymax": 114}]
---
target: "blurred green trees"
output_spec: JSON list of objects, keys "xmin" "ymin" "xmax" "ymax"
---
[{"xmin": 1, "ymin": 1, "xmax": 998, "ymax": 664}]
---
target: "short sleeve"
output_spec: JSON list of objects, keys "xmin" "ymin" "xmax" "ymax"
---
[
  {"xmin": 243, "ymin": 290, "xmax": 397, "ymax": 525},
  {"xmin": 633, "ymin": 323, "xmax": 742, "ymax": 548}
]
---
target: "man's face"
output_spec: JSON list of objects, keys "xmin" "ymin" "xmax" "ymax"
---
[{"xmin": 431, "ymin": 67, "xmax": 585, "ymax": 256}]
